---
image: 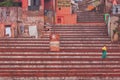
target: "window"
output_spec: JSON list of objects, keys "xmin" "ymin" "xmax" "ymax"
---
[{"xmin": 28, "ymin": 0, "xmax": 41, "ymax": 11}]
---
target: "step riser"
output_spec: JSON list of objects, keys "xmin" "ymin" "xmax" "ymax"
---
[
  {"xmin": 60, "ymin": 38, "xmax": 110, "ymax": 40},
  {"xmin": 57, "ymin": 33, "xmax": 107, "ymax": 37},
  {"xmin": 54, "ymin": 27, "xmax": 106, "ymax": 29}
]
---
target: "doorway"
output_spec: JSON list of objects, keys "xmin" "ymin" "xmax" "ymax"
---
[
  {"xmin": 5, "ymin": 25, "xmax": 11, "ymax": 37},
  {"xmin": 44, "ymin": 0, "xmax": 54, "ymax": 24}
]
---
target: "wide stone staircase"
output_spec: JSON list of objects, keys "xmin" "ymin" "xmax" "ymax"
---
[
  {"xmin": 0, "ymin": 52, "xmax": 120, "ymax": 80},
  {"xmin": 0, "ymin": 38, "xmax": 50, "ymax": 52},
  {"xmin": 0, "ymin": 12, "xmax": 120, "ymax": 80}
]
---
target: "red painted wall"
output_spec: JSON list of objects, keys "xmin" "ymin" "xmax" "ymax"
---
[{"xmin": 22, "ymin": 0, "xmax": 28, "ymax": 9}]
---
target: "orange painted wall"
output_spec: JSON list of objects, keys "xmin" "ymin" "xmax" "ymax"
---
[
  {"xmin": 56, "ymin": 7, "xmax": 71, "ymax": 15},
  {"xmin": 0, "ymin": 23, "xmax": 4, "ymax": 38},
  {"xmin": 55, "ymin": 0, "xmax": 77, "ymax": 24}
]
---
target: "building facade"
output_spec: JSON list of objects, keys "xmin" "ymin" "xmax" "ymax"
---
[{"xmin": 0, "ymin": 0, "xmax": 77, "ymax": 38}]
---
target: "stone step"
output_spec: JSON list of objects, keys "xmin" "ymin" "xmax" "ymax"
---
[
  {"xmin": 60, "ymin": 47, "xmax": 119, "ymax": 49},
  {"xmin": 0, "ymin": 57, "xmax": 119, "ymax": 61},
  {"xmin": 0, "ymin": 48, "xmax": 50, "ymax": 52},
  {"xmin": 0, "ymin": 41, "xmax": 49, "ymax": 44},
  {"xmin": 0, "ymin": 67, "xmax": 119, "ymax": 71},
  {"xmin": 61, "ymin": 33, "xmax": 103, "ymax": 35},
  {"xmin": 0, "ymin": 77, "xmax": 118, "ymax": 80},
  {"xmin": 77, "ymin": 14, "xmax": 104, "ymax": 17},
  {"xmin": 0, "ymin": 72, "xmax": 119, "ymax": 77},
  {"xmin": 0, "ymin": 47, "xmax": 118, "ymax": 52},
  {"xmin": 77, "ymin": 16, "xmax": 104, "ymax": 18},
  {"xmin": 60, "ymin": 41, "xmax": 111, "ymax": 44},
  {"xmin": 0, "ymin": 60, "xmax": 119, "ymax": 64},
  {"xmin": 60, "ymin": 49, "xmax": 120, "ymax": 52},
  {"xmin": 0, "ymin": 53, "xmax": 119, "ymax": 56},
  {"xmin": 77, "ymin": 22, "xmax": 106, "ymax": 26},
  {"xmin": 0, "ymin": 37, "xmax": 49, "ymax": 41},
  {"xmin": 0, "ymin": 40, "xmax": 111, "ymax": 44},
  {"xmin": 77, "ymin": 20, "xmax": 104, "ymax": 22},
  {"xmin": 77, "ymin": 18, "xmax": 104, "ymax": 21},
  {"xmin": 0, "ymin": 70, "xmax": 119, "ymax": 75},
  {"xmin": 0, "ymin": 56, "xmax": 119, "ymax": 59},
  {"xmin": 55, "ymin": 25, "xmax": 106, "ymax": 29},
  {"xmin": 58, "ymin": 33, "xmax": 107, "ymax": 36},
  {"xmin": 60, "ymin": 39, "xmax": 110, "ymax": 42},
  {"xmin": 54, "ymin": 30, "xmax": 106, "ymax": 33},
  {"xmin": 0, "ymin": 38, "xmax": 49, "ymax": 41},
  {"xmin": 60, "ymin": 35, "xmax": 110, "ymax": 40},
  {"xmin": 0, "ymin": 47, "xmax": 49, "ymax": 49},
  {"xmin": 60, "ymin": 38, "xmax": 110, "ymax": 40},
  {"xmin": 55, "ymin": 32, "xmax": 107, "ymax": 35},
  {"xmin": 0, "ymin": 61, "xmax": 119, "ymax": 65},
  {"xmin": 60, "ymin": 35, "xmax": 109, "ymax": 38},
  {"xmin": 77, "ymin": 13, "xmax": 104, "ymax": 15},
  {"xmin": 0, "ymin": 52, "xmax": 119, "ymax": 54},
  {"xmin": 77, "ymin": 17, "xmax": 104, "ymax": 19},
  {"xmin": 60, "ymin": 46, "xmax": 119, "ymax": 49},
  {"xmin": 0, "ymin": 45, "xmax": 49, "ymax": 49},
  {"xmin": 77, "ymin": 12, "xmax": 104, "ymax": 15},
  {"xmin": 0, "ymin": 43, "xmax": 49, "ymax": 45},
  {"xmin": 60, "ymin": 44, "xmax": 119, "ymax": 47},
  {"xmin": 54, "ymin": 29, "xmax": 106, "ymax": 32},
  {"xmin": 0, "ymin": 48, "xmax": 119, "ymax": 52},
  {"xmin": 77, "ymin": 16, "xmax": 104, "ymax": 19},
  {"xmin": 77, "ymin": 20, "xmax": 104, "ymax": 23},
  {"xmin": 55, "ymin": 25, "xmax": 106, "ymax": 27}
]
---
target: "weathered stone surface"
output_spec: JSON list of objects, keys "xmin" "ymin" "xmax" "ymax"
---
[{"xmin": 0, "ymin": 77, "xmax": 120, "ymax": 80}]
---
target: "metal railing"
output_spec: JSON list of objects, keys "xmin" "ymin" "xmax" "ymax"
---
[{"xmin": 104, "ymin": 13, "xmax": 111, "ymax": 38}]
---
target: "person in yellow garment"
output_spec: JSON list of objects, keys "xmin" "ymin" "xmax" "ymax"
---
[{"xmin": 102, "ymin": 45, "xmax": 107, "ymax": 59}]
